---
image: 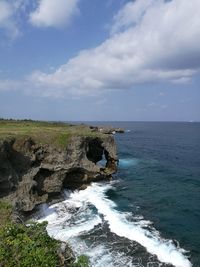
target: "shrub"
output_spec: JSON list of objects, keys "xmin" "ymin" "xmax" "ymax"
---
[
  {"xmin": 0, "ymin": 221, "xmax": 60, "ymax": 267},
  {"xmin": 0, "ymin": 201, "xmax": 90, "ymax": 267},
  {"xmin": 71, "ymin": 255, "xmax": 90, "ymax": 267}
]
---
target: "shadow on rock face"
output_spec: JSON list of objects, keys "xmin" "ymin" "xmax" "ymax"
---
[
  {"xmin": 0, "ymin": 134, "xmax": 118, "ymax": 212},
  {"xmin": 0, "ymin": 139, "xmax": 32, "ymax": 198}
]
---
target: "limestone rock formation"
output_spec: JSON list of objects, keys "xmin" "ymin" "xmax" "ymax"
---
[
  {"xmin": 0, "ymin": 134, "xmax": 118, "ymax": 212},
  {"xmin": 90, "ymin": 125, "xmax": 125, "ymax": 134}
]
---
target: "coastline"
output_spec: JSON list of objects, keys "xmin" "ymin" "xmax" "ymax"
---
[
  {"xmin": 0, "ymin": 119, "xmax": 121, "ymax": 267},
  {"xmin": 0, "ymin": 119, "xmax": 119, "ymax": 212},
  {"xmin": 0, "ymin": 120, "xmax": 197, "ymax": 267}
]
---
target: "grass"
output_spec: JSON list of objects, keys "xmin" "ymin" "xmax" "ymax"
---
[
  {"xmin": 0, "ymin": 120, "xmax": 96, "ymax": 265},
  {"xmin": 0, "ymin": 201, "xmax": 13, "ymax": 227},
  {"xmin": 0, "ymin": 119, "xmax": 102, "ymax": 149}
]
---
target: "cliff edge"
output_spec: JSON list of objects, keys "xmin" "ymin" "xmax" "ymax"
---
[{"xmin": 0, "ymin": 120, "xmax": 118, "ymax": 212}]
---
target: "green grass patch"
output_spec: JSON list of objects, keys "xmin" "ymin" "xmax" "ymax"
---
[
  {"xmin": 0, "ymin": 119, "xmax": 102, "ymax": 149},
  {"xmin": 0, "ymin": 201, "xmax": 12, "ymax": 227}
]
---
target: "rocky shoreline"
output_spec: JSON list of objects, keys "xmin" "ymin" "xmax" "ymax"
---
[
  {"xmin": 0, "ymin": 123, "xmax": 120, "ymax": 213},
  {"xmin": 0, "ymin": 121, "xmax": 122, "ymax": 267}
]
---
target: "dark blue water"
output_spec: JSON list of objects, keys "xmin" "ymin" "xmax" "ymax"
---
[{"xmin": 105, "ymin": 122, "xmax": 200, "ymax": 266}]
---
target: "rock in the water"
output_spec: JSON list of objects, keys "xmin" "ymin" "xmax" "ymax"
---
[{"xmin": 93, "ymin": 126, "xmax": 125, "ymax": 134}]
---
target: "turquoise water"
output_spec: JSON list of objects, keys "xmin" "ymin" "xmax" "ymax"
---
[{"xmin": 38, "ymin": 122, "xmax": 200, "ymax": 267}]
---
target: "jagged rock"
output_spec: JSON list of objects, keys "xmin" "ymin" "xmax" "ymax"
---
[
  {"xmin": 0, "ymin": 134, "xmax": 118, "ymax": 212},
  {"xmin": 58, "ymin": 242, "xmax": 75, "ymax": 266}
]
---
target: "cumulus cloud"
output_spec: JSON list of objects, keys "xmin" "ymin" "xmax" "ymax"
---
[
  {"xmin": 111, "ymin": 0, "xmax": 155, "ymax": 34},
  {"xmin": 0, "ymin": 2, "xmax": 12, "ymax": 23},
  {"xmin": 0, "ymin": 0, "xmax": 79, "ymax": 40},
  {"xmin": 1, "ymin": 0, "xmax": 200, "ymax": 98},
  {"xmin": 27, "ymin": 0, "xmax": 200, "ymax": 97},
  {"xmin": 0, "ymin": 1, "xmax": 20, "ymax": 39},
  {"xmin": 29, "ymin": 0, "xmax": 80, "ymax": 28},
  {"xmin": 0, "ymin": 0, "xmax": 33, "ymax": 40}
]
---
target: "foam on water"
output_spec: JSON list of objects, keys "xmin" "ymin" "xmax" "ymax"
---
[
  {"xmin": 69, "ymin": 238, "xmax": 134, "ymax": 267},
  {"xmin": 38, "ymin": 198, "xmax": 102, "ymax": 241},
  {"xmin": 38, "ymin": 182, "xmax": 192, "ymax": 267},
  {"xmin": 119, "ymin": 158, "xmax": 139, "ymax": 168}
]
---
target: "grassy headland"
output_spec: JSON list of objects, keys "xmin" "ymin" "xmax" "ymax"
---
[
  {"xmin": 0, "ymin": 119, "xmax": 101, "ymax": 149},
  {"xmin": 0, "ymin": 119, "xmax": 96, "ymax": 266}
]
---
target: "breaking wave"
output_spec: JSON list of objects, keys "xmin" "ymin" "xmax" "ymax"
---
[{"xmin": 37, "ymin": 182, "xmax": 192, "ymax": 267}]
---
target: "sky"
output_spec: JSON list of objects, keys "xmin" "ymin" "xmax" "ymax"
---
[{"xmin": 0, "ymin": 0, "xmax": 199, "ymax": 121}]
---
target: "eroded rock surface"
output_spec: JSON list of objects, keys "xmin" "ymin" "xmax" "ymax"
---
[{"xmin": 0, "ymin": 135, "xmax": 118, "ymax": 211}]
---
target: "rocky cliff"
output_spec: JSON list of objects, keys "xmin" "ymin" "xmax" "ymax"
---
[{"xmin": 0, "ymin": 133, "xmax": 118, "ymax": 212}]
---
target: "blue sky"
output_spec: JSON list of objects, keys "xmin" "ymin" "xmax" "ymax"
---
[{"xmin": 0, "ymin": 0, "xmax": 199, "ymax": 121}]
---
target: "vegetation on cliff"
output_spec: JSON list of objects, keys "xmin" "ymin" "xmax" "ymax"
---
[
  {"xmin": 0, "ymin": 119, "xmax": 118, "ymax": 267},
  {"xmin": 0, "ymin": 201, "xmax": 89, "ymax": 267},
  {"xmin": 0, "ymin": 119, "xmax": 102, "ymax": 149}
]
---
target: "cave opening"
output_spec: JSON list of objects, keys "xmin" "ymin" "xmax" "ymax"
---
[
  {"xmin": 62, "ymin": 168, "xmax": 86, "ymax": 190},
  {"xmin": 86, "ymin": 138, "xmax": 108, "ymax": 168}
]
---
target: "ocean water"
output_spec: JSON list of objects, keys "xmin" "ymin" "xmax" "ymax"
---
[{"xmin": 37, "ymin": 122, "xmax": 200, "ymax": 267}]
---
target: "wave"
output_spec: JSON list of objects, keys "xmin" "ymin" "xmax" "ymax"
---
[
  {"xmin": 69, "ymin": 238, "xmax": 134, "ymax": 267},
  {"xmin": 38, "ymin": 197, "xmax": 102, "ymax": 241},
  {"xmin": 37, "ymin": 182, "xmax": 192, "ymax": 267}
]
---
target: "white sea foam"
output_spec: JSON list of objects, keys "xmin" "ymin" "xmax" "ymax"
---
[
  {"xmin": 38, "ymin": 197, "xmax": 102, "ymax": 241},
  {"xmin": 48, "ymin": 215, "xmax": 102, "ymax": 242},
  {"xmin": 38, "ymin": 182, "xmax": 192, "ymax": 267},
  {"xmin": 119, "ymin": 158, "xmax": 139, "ymax": 168},
  {"xmin": 69, "ymin": 238, "xmax": 134, "ymax": 267}
]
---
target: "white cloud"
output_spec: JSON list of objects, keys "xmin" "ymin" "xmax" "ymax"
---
[
  {"xmin": 27, "ymin": 0, "xmax": 200, "ymax": 97},
  {"xmin": 1, "ymin": 0, "xmax": 200, "ymax": 98},
  {"xmin": 29, "ymin": 0, "xmax": 80, "ymax": 28},
  {"xmin": 0, "ymin": 1, "xmax": 20, "ymax": 39},
  {"xmin": 111, "ymin": 0, "xmax": 155, "ymax": 34},
  {"xmin": 0, "ymin": 79, "xmax": 22, "ymax": 91},
  {"xmin": 0, "ymin": 0, "xmax": 78, "ymax": 40},
  {"xmin": 0, "ymin": 2, "xmax": 12, "ymax": 23}
]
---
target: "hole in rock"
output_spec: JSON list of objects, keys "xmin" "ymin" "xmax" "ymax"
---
[{"xmin": 86, "ymin": 138, "xmax": 107, "ymax": 168}]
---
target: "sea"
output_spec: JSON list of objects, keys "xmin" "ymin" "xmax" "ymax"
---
[{"xmin": 36, "ymin": 122, "xmax": 200, "ymax": 267}]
